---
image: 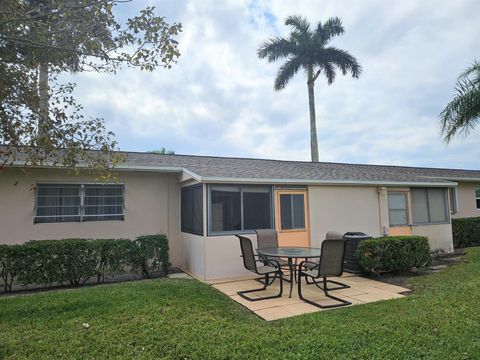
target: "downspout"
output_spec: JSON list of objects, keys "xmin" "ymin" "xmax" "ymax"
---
[{"xmin": 377, "ymin": 187, "xmax": 389, "ymax": 236}]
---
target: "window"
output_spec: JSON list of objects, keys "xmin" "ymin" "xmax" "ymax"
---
[
  {"xmin": 449, "ymin": 187, "xmax": 458, "ymax": 214},
  {"xmin": 181, "ymin": 185, "xmax": 203, "ymax": 235},
  {"xmin": 388, "ymin": 192, "xmax": 409, "ymax": 226},
  {"xmin": 34, "ymin": 183, "xmax": 124, "ymax": 223},
  {"xmin": 279, "ymin": 194, "xmax": 305, "ymax": 230},
  {"xmin": 411, "ymin": 188, "xmax": 448, "ymax": 224},
  {"xmin": 476, "ymin": 189, "xmax": 480, "ymax": 210},
  {"xmin": 208, "ymin": 185, "xmax": 273, "ymax": 234}
]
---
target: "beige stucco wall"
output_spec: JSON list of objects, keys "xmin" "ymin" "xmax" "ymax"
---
[
  {"xmin": 452, "ymin": 182, "xmax": 480, "ymax": 219},
  {"xmin": 308, "ymin": 185, "xmax": 383, "ymax": 246},
  {"xmin": 0, "ymin": 168, "xmax": 183, "ymax": 266},
  {"xmin": 412, "ymin": 224, "xmax": 454, "ymax": 253},
  {"xmin": 180, "ymin": 232, "xmax": 206, "ymax": 278}
]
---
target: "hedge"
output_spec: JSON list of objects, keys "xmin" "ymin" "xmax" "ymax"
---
[
  {"xmin": 356, "ymin": 236, "xmax": 432, "ymax": 275},
  {"xmin": 0, "ymin": 235, "xmax": 169, "ymax": 293},
  {"xmin": 452, "ymin": 216, "xmax": 480, "ymax": 248}
]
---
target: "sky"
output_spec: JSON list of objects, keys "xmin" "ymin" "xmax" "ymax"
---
[{"xmin": 65, "ymin": 0, "xmax": 479, "ymax": 169}]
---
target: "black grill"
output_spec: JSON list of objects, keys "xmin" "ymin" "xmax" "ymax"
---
[{"xmin": 343, "ymin": 232, "xmax": 371, "ymax": 274}]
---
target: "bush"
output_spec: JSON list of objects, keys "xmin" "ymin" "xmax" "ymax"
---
[
  {"xmin": 0, "ymin": 235, "xmax": 169, "ymax": 292},
  {"xmin": 0, "ymin": 245, "xmax": 23, "ymax": 292},
  {"xmin": 452, "ymin": 217, "xmax": 480, "ymax": 248},
  {"xmin": 17, "ymin": 239, "xmax": 97, "ymax": 287},
  {"xmin": 90, "ymin": 239, "xmax": 131, "ymax": 283},
  {"xmin": 356, "ymin": 236, "xmax": 432, "ymax": 275},
  {"xmin": 129, "ymin": 235, "xmax": 170, "ymax": 278}
]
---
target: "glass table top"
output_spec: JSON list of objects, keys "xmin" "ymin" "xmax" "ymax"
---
[{"xmin": 257, "ymin": 247, "xmax": 321, "ymax": 258}]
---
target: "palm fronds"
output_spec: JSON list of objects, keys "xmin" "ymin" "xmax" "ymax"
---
[{"xmin": 440, "ymin": 61, "xmax": 480, "ymax": 143}]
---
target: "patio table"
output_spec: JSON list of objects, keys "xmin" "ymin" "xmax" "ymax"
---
[{"xmin": 257, "ymin": 247, "xmax": 322, "ymax": 298}]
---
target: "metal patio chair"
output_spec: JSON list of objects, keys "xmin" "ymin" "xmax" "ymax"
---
[
  {"xmin": 236, "ymin": 235, "xmax": 284, "ymax": 301},
  {"xmin": 255, "ymin": 229, "xmax": 290, "ymax": 283},
  {"xmin": 297, "ymin": 238, "xmax": 351, "ymax": 309},
  {"xmin": 304, "ymin": 231, "xmax": 344, "ymax": 284}
]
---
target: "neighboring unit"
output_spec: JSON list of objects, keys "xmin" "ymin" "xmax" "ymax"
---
[{"xmin": 1, "ymin": 152, "xmax": 479, "ymax": 281}]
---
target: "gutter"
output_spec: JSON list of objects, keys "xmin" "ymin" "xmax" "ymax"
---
[{"xmin": 8, "ymin": 161, "xmax": 458, "ymax": 187}]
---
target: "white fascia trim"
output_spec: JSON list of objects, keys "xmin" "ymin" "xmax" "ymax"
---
[
  {"xmin": 199, "ymin": 176, "xmax": 457, "ymax": 187},
  {"xmin": 427, "ymin": 176, "xmax": 480, "ymax": 183}
]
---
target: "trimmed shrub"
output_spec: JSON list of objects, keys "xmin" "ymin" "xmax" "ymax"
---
[
  {"xmin": 0, "ymin": 236, "xmax": 170, "ymax": 292},
  {"xmin": 0, "ymin": 245, "xmax": 23, "ymax": 292},
  {"xmin": 17, "ymin": 239, "xmax": 97, "ymax": 286},
  {"xmin": 452, "ymin": 217, "xmax": 480, "ymax": 248},
  {"xmin": 356, "ymin": 236, "xmax": 432, "ymax": 275},
  {"xmin": 129, "ymin": 235, "xmax": 170, "ymax": 278},
  {"xmin": 90, "ymin": 239, "xmax": 131, "ymax": 283}
]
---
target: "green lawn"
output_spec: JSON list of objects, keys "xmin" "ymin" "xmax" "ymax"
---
[{"xmin": 1, "ymin": 249, "xmax": 480, "ymax": 359}]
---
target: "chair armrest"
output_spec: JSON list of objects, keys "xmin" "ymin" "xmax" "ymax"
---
[
  {"xmin": 298, "ymin": 260, "xmax": 319, "ymax": 274},
  {"xmin": 256, "ymin": 258, "xmax": 281, "ymax": 269}
]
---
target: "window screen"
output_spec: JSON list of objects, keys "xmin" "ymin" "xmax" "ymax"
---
[
  {"xmin": 35, "ymin": 184, "xmax": 81, "ymax": 223},
  {"xmin": 280, "ymin": 194, "xmax": 305, "ymax": 230},
  {"xmin": 411, "ymin": 188, "xmax": 448, "ymax": 224},
  {"xmin": 476, "ymin": 189, "xmax": 480, "ymax": 209},
  {"xmin": 83, "ymin": 185, "xmax": 124, "ymax": 221},
  {"xmin": 449, "ymin": 188, "xmax": 458, "ymax": 214},
  {"xmin": 181, "ymin": 185, "xmax": 204, "ymax": 235},
  {"xmin": 210, "ymin": 186, "xmax": 241, "ymax": 232},
  {"xmin": 388, "ymin": 192, "xmax": 408, "ymax": 226},
  {"xmin": 208, "ymin": 185, "xmax": 273, "ymax": 234},
  {"xmin": 243, "ymin": 186, "xmax": 272, "ymax": 230},
  {"xmin": 34, "ymin": 183, "xmax": 124, "ymax": 223}
]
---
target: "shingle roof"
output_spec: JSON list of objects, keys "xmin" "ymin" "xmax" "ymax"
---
[{"xmin": 119, "ymin": 151, "xmax": 480, "ymax": 186}]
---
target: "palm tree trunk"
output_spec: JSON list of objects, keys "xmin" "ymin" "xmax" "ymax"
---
[
  {"xmin": 38, "ymin": 63, "xmax": 49, "ymax": 138},
  {"xmin": 307, "ymin": 71, "xmax": 319, "ymax": 162}
]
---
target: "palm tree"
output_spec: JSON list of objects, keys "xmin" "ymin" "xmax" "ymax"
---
[
  {"xmin": 258, "ymin": 15, "xmax": 361, "ymax": 162},
  {"xmin": 440, "ymin": 60, "xmax": 480, "ymax": 143}
]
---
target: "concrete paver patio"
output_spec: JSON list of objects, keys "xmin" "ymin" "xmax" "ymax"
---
[{"xmin": 211, "ymin": 273, "xmax": 409, "ymax": 321}]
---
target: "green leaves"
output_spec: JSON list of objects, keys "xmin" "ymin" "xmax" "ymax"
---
[
  {"xmin": 440, "ymin": 60, "xmax": 480, "ymax": 143},
  {"xmin": 0, "ymin": 0, "xmax": 182, "ymax": 176},
  {"xmin": 0, "ymin": 236, "xmax": 170, "ymax": 292},
  {"xmin": 356, "ymin": 236, "xmax": 432, "ymax": 275},
  {"xmin": 258, "ymin": 14, "xmax": 361, "ymax": 90},
  {"xmin": 452, "ymin": 216, "xmax": 480, "ymax": 248}
]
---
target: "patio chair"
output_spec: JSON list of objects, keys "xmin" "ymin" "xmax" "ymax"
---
[
  {"xmin": 236, "ymin": 235, "xmax": 284, "ymax": 301},
  {"xmin": 304, "ymin": 231, "xmax": 344, "ymax": 284},
  {"xmin": 297, "ymin": 238, "xmax": 351, "ymax": 309},
  {"xmin": 255, "ymin": 229, "xmax": 290, "ymax": 283}
]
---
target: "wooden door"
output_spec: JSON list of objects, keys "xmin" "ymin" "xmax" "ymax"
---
[{"xmin": 275, "ymin": 189, "xmax": 310, "ymax": 247}]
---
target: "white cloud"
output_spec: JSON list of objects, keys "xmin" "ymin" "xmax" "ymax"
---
[{"xmin": 64, "ymin": 0, "xmax": 480, "ymax": 168}]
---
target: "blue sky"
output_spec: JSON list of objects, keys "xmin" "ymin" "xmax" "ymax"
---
[{"xmin": 65, "ymin": 0, "xmax": 479, "ymax": 169}]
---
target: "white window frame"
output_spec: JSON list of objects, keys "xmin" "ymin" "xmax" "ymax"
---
[
  {"xmin": 476, "ymin": 188, "xmax": 480, "ymax": 210},
  {"xmin": 411, "ymin": 188, "xmax": 450, "ymax": 225},
  {"xmin": 34, "ymin": 182, "xmax": 125, "ymax": 223},
  {"xmin": 387, "ymin": 191, "xmax": 409, "ymax": 226}
]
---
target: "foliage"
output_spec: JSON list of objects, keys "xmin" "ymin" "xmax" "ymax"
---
[
  {"xmin": 258, "ymin": 15, "xmax": 361, "ymax": 162},
  {"xmin": 150, "ymin": 147, "xmax": 175, "ymax": 155},
  {"xmin": 356, "ymin": 236, "xmax": 432, "ymax": 274},
  {"xmin": 452, "ymin": 216, "xmax": 480, "ymax": 248},
  {"xmin": 0, "ymin": 0, "xmax": 182, "ymax": 177},
  {"xmin": 90, "ymin": 239, "xmax": 131, "ymax": 283},
  {"xmin": 440, "ymin": 60, "xmax": 480, "ymax": 142},
  {"xmin": 0, "ymin": 245, "xmax": 23, "ymax": 292},
  {"xmin": 129, "ymin": 235, "xmax": 170, "ymax": 278},
  {"xmin": 0, "ymin": 236, "xmax": 169, "ymax": 292},
  {"xmin": 0, "ymin": 249, "xmax": 479, "ymax": 358},
  {"xmin": 17, "ymin": 239, "xmax": 97, "ymax": 286}
]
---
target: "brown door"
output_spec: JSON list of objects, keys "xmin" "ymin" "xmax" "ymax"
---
[{"xmin": 275, "ymin": 189, "xmax": 310, "ymax": 247}]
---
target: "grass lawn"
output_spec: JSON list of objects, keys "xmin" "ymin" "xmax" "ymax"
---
[{"xmin": 1, "ymin": 248, "xmax": 480, "ymax": 359}]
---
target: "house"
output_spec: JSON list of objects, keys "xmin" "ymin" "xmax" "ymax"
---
[{"xmin": 1, "ymin": 151, "xmax": 479, "ymax": 281}]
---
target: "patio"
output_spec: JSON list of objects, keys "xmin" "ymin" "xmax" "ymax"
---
[{"xmin": 212, "ymin": 273, "xmax": 409, "ymax": 321}]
